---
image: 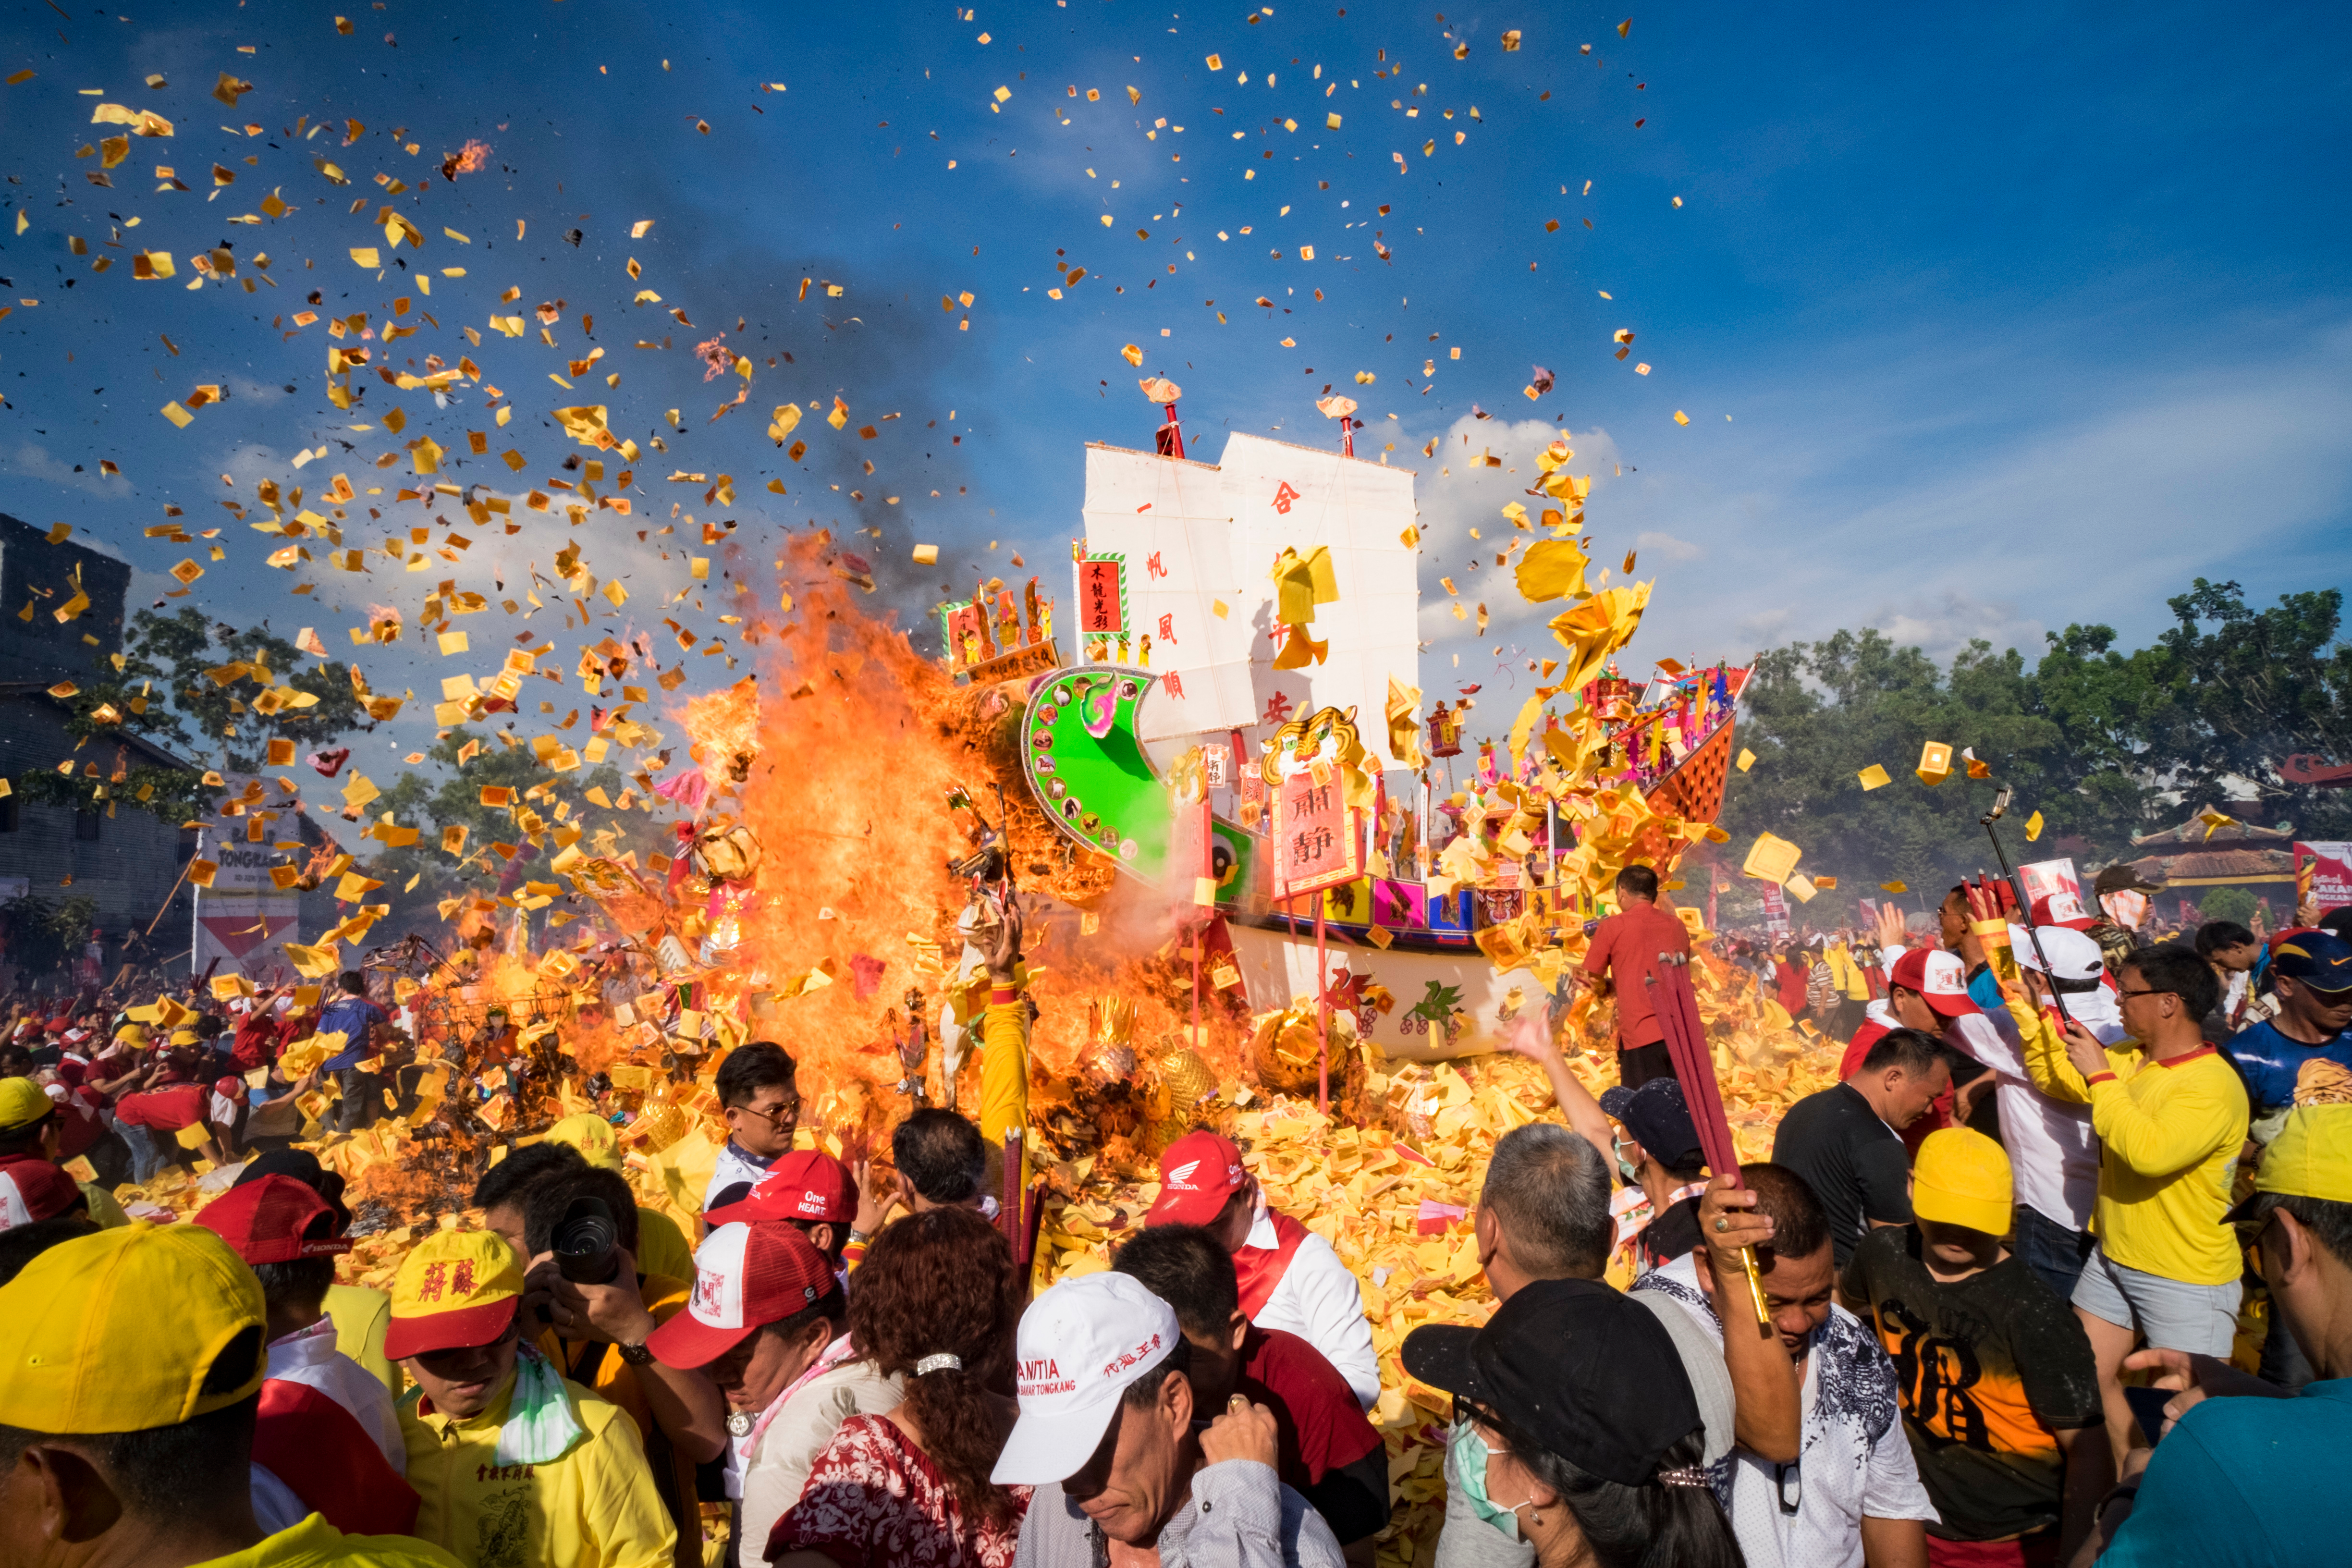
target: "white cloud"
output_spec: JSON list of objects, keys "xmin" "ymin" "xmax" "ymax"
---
[
  {"xmin": 3, "ymin": 441, "xmax": 135, "ymax": 506},
  {"xmin": 1636, "ymin": 530, "xmax": 1702, "ymax": 562}
]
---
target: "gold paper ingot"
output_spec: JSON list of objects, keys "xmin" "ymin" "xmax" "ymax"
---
[{"xmin": 1916, "ymin": 741, "xmax": 1953, "ymax": 786}]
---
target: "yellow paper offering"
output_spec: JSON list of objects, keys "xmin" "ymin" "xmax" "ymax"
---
[{"xmin": 1742, "ymin": 832, "xmax": 1802, "ymax": 886}]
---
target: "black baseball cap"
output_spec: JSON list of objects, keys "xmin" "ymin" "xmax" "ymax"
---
[
  {"xmin": 1598, "ymin": 1077, "xmax": 1706, "ymax": 1172},
  {"xmin": 1401, "ymin": 1278, "xmax": 1701, "ymax": 1487}
]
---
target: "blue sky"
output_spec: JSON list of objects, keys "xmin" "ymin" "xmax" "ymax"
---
[{"xmin": 1, "ymin": 0, "xmax": 2346, "ymax": 760}]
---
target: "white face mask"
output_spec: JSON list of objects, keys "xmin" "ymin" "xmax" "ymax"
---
[{"xmin": 1450, "ymin": 1422, "xmax": 1537, "ymax": 1541}]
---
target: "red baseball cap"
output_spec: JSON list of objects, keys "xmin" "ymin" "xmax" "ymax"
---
[
  {"xmin": 648, "ymin": 1220, "xmax": 838, "ymax": 1369},
  {"xmin": 705, "ymin": 1151, "xmax": 858, "ymax": 1227},
  {"xmin": 2029, "ymin": 890, "xmax": 2095, "ymax": 931},
  {"xmin": 1144, "ymin": 1129, "xmax": 1249, "ymax": 1227},
  {"xmin": 1889, "ymin": 948, "xmax": 1982, "ymax": 1018},
  {"xmin": 195, "ymin": 1174, "xmax": 351, "ymax": 1264},
  {"xmin": 0, "ymin": 1161, "xmax": 83, "ymax": 1228}
]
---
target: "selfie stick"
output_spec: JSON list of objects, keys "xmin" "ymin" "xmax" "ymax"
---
[{"xmin": 1978, "ymin": 787, "xmax": 2073, "ymax": 1028}]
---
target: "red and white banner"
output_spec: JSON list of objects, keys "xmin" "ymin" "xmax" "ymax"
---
[{"xmin": 2297, "ymin": 842, "xmax": 2352, "ymax": 916}]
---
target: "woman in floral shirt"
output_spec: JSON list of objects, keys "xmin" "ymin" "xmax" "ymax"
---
[{"xmin": 768, "ymin": 1205, "xmax": 1030, "ymax": 1568}]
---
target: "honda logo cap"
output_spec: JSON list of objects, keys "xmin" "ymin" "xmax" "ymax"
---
[
  {"xmin": 704, "ymin": 1150, "xmax": 859, "ymax": 1228},
  {"xmin": 1889, "ymin": 947, "xmax": 1982, "ymax": 1017},
  {"xmin": 1144, "ymin": 1128, "xmax": 1247, "ymax": 1227},
  {"xmin": 647, "ymin": 1219, "xmax": 836, "ymax": 1370},
  {"xmin": 991, "ymin": 1271, "xmax": 1179, "ymax": 1486}
]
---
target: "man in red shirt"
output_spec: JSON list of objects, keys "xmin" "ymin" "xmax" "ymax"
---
[
  {"xmin": 1579, "ymin": 863, "xmax": 1692, "ymax": 1089},
  {"xmin": 1111, "ymin": 1223, "xmax": 1389, "ymax": 1564}
]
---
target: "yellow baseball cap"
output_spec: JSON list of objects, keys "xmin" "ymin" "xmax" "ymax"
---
[
  {"xmin": 544, "ymin": 1111, "xmax": 624, "ymax": 1172},
  {"xmin": 0, "ymin": 1077, "xmax": 53, "ymax": 1134},
  {"xmin": 2227, "ymin": 1104, "xmax": 2352, "ymax": 1219},
  {"xmin": 112, "ymin": 1023, "xmax": 150, "ymax": 1048},
  {"xmin": 0, "ymin": 1223, "xmax": 265, "ymax": 1433},
  {"xmin": 1911, "ymin": 1127, "xmax": 2012, "ymax": 1237},
  {"xmin": 385, "ymin": 1229, "xmax": 524, "ymax": 1360}
]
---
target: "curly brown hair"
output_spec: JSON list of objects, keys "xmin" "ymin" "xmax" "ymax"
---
[{"xmin": 849, "ymin": 1205, "xmax": 1023, "ymax": 1524}]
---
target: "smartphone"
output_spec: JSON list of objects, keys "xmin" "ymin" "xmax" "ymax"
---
[{"xmin": 2122, "ymin": 1384, "xmax": 2175, "ymax": 1446}]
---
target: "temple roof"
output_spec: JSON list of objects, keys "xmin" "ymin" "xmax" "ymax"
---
[{"xmin": 2129, "ymin": 804, "xmax": 2295, "ymax": 850}]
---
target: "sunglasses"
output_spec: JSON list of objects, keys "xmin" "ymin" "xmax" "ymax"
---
[{"xmin": 732, "ymin": 1094, "xmax": 800, "ymax": 1127}]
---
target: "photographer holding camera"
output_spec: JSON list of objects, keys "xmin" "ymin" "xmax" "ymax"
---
[{"xmin": 521, "ymin": 1167, "xmax": 729, "ymax": 1568}]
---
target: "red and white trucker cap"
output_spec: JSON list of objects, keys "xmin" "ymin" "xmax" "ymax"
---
[
  {"xmin": 647, "ymin": 1220, "xmax": 837, "ymax": 1370},
  {"xmin": 1144, "ymin": 1129, "xmax": 1248, "ymax": 1227},
  {"xmin": 1889, "ymin": 947, "xmax": 1982, "ymax": 1017},
  {"xmin": 2030, "ymin": 889, "xmax": 2094, "ymax": 931},
  {"xmin": 990, "ymin": 1272, "xmax": 1180, "ymax": 1486}
]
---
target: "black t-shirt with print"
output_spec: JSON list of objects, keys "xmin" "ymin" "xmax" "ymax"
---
[{"xmin": 1840, "ymin": 1225, "xmax": 2103, "ymax": 1542}]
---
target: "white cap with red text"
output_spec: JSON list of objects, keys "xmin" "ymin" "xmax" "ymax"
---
[{"xmin": 989, "ymin": 1271, "xmax": 1180, "ymax": 1486}]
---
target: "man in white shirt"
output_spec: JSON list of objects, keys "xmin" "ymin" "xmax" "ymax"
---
[
  {"xmin": 1633, "ymin": 1163, "xmax": 1936, "ymax": 1568},
  {"xmin": 1144, "ymin": 1128, "xmax": 1380, "ymax": 1409},
  {"xmin": 194, "ymin": 1174, "xmax": 406, "ymax": 1471},
  {"xmin": 707, "ymin": 1041, "xmax": 803, "ymax": 1208}
]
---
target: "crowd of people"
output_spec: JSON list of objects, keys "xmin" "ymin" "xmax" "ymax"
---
[{"xmin": 1, "ymin": 867, "xmax": 2348, "ymax": 1568}]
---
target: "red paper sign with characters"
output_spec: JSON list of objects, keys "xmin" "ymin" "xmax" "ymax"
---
[
  {"xmin": 1078, "ymin": 557, "xmax": 1125, "ymax": 635},
  {"xmin": 1271, "ymin": 772, "xmax": 1361, "ymax": 899}
]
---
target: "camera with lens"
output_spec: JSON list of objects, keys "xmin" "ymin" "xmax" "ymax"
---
[{"xmin": 551, "ymin": 1195, "xmax": 620, "ymax": 1287}]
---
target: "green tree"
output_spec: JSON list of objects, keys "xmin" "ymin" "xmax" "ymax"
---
[
  {"xmin": 2133, "ymin": 581, "xmax": 2352, "ymax": 839},
  {"xmin": 2198, "ymin": 886, "xmax": 2259, "ymax": 927},
  {"xmin": 1719, "ymin": 578, "xmax": 2352, "ymax": 897},
  {"xmin": 24, "ymin": 607, "xmax": 375, "ymax": 821},
  {"xmin": 0, "ymin": 894, "xmax": 100, "ymax": 981},
  {"xmin": 363, "ymin": 727, "xmax": 645, "ymax": 938}
]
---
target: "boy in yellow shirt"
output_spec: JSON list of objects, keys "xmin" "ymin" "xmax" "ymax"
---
[{"xmin": 1981, "ymin": 910, "xmax": 2247, "ymax": 1462}]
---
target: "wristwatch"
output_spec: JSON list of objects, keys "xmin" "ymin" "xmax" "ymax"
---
[{"xmin": 616, "ymin": 1340, "xmax": 657, "ymax": 1366}]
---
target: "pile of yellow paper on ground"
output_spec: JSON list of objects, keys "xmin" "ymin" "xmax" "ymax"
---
[{"xmin": 1032, "ymin": 959, "xmax": 1846, "ymax": 1568}]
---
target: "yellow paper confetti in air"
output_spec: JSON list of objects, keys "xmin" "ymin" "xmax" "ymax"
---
[
  {"xmin": 1736, "ymin": 748, "xmax": 1756, "ymax": 772},
  {"xmin": 1741, "ymin": 832, "xmax": 1802, "ymax": 886},
  {"xmin": 2025, "ymin": 811, "xmax": 2045, "ymax": 842},
  {"xmin": 160, "ymin": 401, "xmax": 194, "ymax": 427},
  {"xmin": 1673, "ymin": 410, "xmax": 1690, "ymax": 426},
  {"xmin": 349, "ymin": 246, "xmax": 380, "ymax": 267},
  {"xmin": 437, "ymin": 630, "xmax": 469, "ymax": 655},
  {"xmin": 1857, "ymin": 764, "xmax": 1892, "ymax": 791}
]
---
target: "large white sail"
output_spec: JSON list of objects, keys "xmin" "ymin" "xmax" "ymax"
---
[
  {"xmin": 1217, "ymin": 432, "xmax": 1420, "ymax": 746},
  {"xmin": 1078, "ymin": 443, "xmax": 1260, "ymax": 738},
  {"xmin": 1076, "ymin": 431, "xmax": 1421, "ymax": 748}
]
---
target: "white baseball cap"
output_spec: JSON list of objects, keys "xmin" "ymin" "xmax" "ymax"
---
[
  {"xmin": 2008, "ymin": 924, "xmax": 2105, "ymax": 984},
  {"xmin": 990, "ymin": 1271, "xmax": 1180, "ymax": 1487}
]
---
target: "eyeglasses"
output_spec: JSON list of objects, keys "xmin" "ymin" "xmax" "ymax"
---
[
  {"xmin": 733, "ymin": 1096, "xmax": 799, "ymax": 1127},
  {"xmin": 2114, "ymin": 988, "xmax": 2172, "ymax": 1002}
]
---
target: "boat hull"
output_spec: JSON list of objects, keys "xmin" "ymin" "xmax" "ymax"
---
[{"xmin": 1225, "ymin": 914, "xmax": 1563, "ymax": 1064}]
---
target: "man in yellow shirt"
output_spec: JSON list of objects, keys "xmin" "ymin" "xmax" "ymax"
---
[
  {"xmin": 0, "ymin": 1222, "xmax": 461, "ymax": 1568},
  {"xmin": 1991, "ymin": 933, "xmax": 2248, "ymax": 1460},
  {"xmin": 389, "ymin": 1229, "xmax": 677, "ymax": 1568}
]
